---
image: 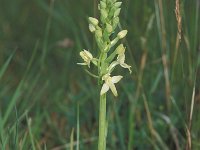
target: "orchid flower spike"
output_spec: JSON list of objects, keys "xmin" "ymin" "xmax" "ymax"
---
[
  {"xmin": 77, "ymin": 50, "xmax": 93, "ymax": 68},
  {"xmin": 100, "ymin": 74, "xmax": 123, "ymax": 97}
]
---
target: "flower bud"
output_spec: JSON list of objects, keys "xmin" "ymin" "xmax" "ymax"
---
[
  {"xmin": 101, "ymin": 9, "xmax": 108, "ymax": 19},
  {"xmin": 117, "ymin": 30, "xmax": 128, "ymax": 39},
  {"xmin": 89, "ymin": 24, "xmax": 96, "ymax": 32},
  {"xmin": 95, "ymin": 29, "xmax": 103, "ymax": 38},
  {"xmin": 106, "ymin": 23, "xmax": 113, "ymax": 33},
  {"xmin": 88, "ymin": 17, "xmax": 99, "ymax": 26},
  {"xmin": 114, "ymin": 2, "xmax": 122, "ymax": 8},
  {"xmin": 112, "ymin": 17, "xmax": 119, "ymax": 30},
  {"xmin": 114, "ymin": 8, "xmax": 121, "ymax": 17},
  {"xmin": 100, "ymin": 1, "xmax": 106, "ymax": 9},
  {"xmin": 116, "ymin": 44, "xmax": 125, "ymax": 54}
]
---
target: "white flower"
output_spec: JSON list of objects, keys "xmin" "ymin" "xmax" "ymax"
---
[
  {"xmin": 117, "ymin": 53, "xmax": 132, "ymax": 73},
  {"xmin": 100, "ymin": 74, "xmax": 123, "ymax": 97},
  {"xmin": 77, "ymin": 50, "xmax": 93, "ymax": 67},
  {"xmin": 108, "ymin": 45, "xmax": 132, "ymax": 73}
]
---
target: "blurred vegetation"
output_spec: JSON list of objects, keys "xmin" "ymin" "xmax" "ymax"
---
[{"xmin": 0, "ymin": 0, "xmax": 200, "ymax": 149}]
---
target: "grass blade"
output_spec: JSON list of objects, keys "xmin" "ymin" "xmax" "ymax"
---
[
  {"xmin": 70, "ymin": 128, "xmax": 74, "ymax": 150},
  {"xmin": 76, "ymin": 103, "xmax": 80, "ymax": 150},
  {"xmin": 0, "ymin": 51, "xmax": 15, "ymax": 81}
]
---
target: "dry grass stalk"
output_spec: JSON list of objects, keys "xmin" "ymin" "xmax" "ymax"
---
[{"xmin": 175, "ymin": 0, "xmax": 182, "ymax": 41}]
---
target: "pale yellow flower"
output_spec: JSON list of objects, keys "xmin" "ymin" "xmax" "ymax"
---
[
  {"xmin": 117, "ymin": 53, "xmax": 132, "ymax": 73},
  {"xmin": 100, "ymin": 74, "xmax": 123, "ymax": 97},
  {"xmin": 108, "ymin": 44, "xmax": 132, "ymax": 73},
  {"xmin": 77, "ymin": 50, "xmax": 93, "ymax": 67}
]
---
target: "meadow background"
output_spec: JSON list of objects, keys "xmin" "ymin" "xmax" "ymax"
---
[{"xmin": 0, "ymin": 0, "xmax": 200, "ymax": 149}]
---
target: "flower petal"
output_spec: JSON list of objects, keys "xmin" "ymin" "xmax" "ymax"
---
[
  {"xmin": 108, "ymin": 61, "xmax": 119, "ymax": 73},
  {"xmin": 83, "ymin": 50, "xmax": 93, "ymax": 59},
  {"xmin": 77, "ymin": 62, "xmax": 87, "ymax": 66},
  {"xmin": 120, "ymin": 63, "xmax": 132, "ymax": 73},
  {"xmin": 100, "ymin": 83, "xmax": 110, "ymax": 95},
  {"xmin": 111, "ymin": 76, "xmax": 123, "ymax": 83},
  {"xmin": 117, "ymin": 54, "xmax": 125, "ymax": 64},
  {"xmin": 107, "ymin": 81, "xmax": 118, "ymax": 96}
]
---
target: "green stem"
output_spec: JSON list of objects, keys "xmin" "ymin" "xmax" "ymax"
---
[{"xmin": 98, "ymin": 94, "xmax": 107, "ymax": 150}]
